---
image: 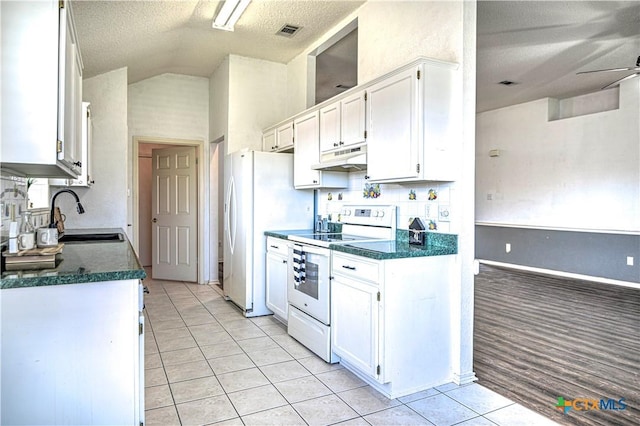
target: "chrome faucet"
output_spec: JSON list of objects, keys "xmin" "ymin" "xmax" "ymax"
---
[{"xmin": 50, "ymin": 189, "xmax": 85, "ymax": 229}]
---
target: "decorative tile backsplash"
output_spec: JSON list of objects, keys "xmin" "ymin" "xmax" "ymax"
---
[{"xmin": 317, "ymin": 171, "xmax": 455, "ymax": 233}]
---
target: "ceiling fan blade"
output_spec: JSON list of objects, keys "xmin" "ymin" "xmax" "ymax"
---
[
  {"xmin": 602, "ymin": 72, "xmax": 640, "ymax": 90},
  {"xmin": 577, "ymin": 66, "xmax": 640, "ymax": 74}
]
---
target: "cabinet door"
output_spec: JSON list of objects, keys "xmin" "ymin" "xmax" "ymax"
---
[
  {"xmin": 276, "ymin": 121, "xmax": 294, "ymax": 151},
  {"xmin": 293, "ymin": 111, "xmax": 321, "ymax": 188},
  {"xmin": 319, "ymin": 102, "xmax": 340, "ymax": 153},
  {"xmin": 262, "ymin": 128, "xmax": 277, "ymax": 152},
  {"xmin": 331, "ymin": 276, "xmax": 380, "ymax": 379},
  {"xmin": 58, "ymin": 2, "xmax": 81, "ymax": 175},
  {"xmin": 366, "ymin": 66, "xmax": 421, "ymax": 182},
  {"xmin": 340, "ymin": 91, "xmax": 366, "ymax": 148},
  {"xmin": 266, "ymin": 249, "xmax": 288, "ymax": 321}
]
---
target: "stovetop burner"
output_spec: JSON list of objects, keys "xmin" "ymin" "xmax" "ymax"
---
[{"xmin": 288, "ymin": 232, "xmax": 385, "ymax": 247}]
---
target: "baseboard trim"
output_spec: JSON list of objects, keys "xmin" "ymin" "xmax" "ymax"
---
[
  {"xmin": 478, "ymin": 260, "xmax": 640, "ymax": 290},
  {"xmin": 453, "ymin": 371, "xmax": 477, "ymax": 386}
]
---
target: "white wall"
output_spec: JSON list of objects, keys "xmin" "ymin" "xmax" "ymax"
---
[
  {"xmin": 476, "ymin": 79, "xmax": 640, "ymax": 232},
  {"xmin": 285, "ymin": 1, "xmax": 463, "ymax": 114},
  {"xmin": 226, "ymin": 55, "xmax": 288, "ymax": 154},
  {"xmin": 128, "ymin": 73, "xmax": 210, "ymax": 283},
  {"xmin": 128, "ymin": 74, "xmax": 209, "ymax": 141},
  {"xmin": 55, "ymin": 68, "xmax": 128, "ymax": 230},
  {"xmin": 209, "ymin": 56, "xmax": 229, "ymax": 143}
]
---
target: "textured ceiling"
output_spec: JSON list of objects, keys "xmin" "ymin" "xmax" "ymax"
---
[
  {"xmin": 73, "ymin": 0, "xmax": 364, "ymax": 84},
  {"xmin": 477, "ymin": 1, "xmax": 640, "ymax": 112},
  {"xmin": 72, "ymin": 1, "xmax": 640, "ymax": 112}
]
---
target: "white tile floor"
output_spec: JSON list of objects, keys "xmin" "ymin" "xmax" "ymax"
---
[{"xmin": 143, "ymin": 274, "xmax": 559, "ymax": 426}]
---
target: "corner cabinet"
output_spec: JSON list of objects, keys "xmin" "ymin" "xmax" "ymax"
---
[
  {"xmin": 331, "ymin": 251, "xmax": 456, "ymax": 398},
  {"xmin": 293, "ymin": 111, "xmax": 347, "ymax": 189},
  {"xmin": 50, "ymin": 102, "xmax": 94, "ymax": 187},
  {"xmin": 366, "ymin": 60, "xmax": 459, "ymax": 183},
  {"xmin": 0, "ymin": 0, "xmax": 83, "ymax": 178},
  {"xmin": 265, "ymin": 237, "xmax": 290, "ymax": 322}
]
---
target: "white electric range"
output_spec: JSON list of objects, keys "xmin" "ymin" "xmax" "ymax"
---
[{"xmin": 286, "ymin": 205, "xmax": 396, "ymax": 363}]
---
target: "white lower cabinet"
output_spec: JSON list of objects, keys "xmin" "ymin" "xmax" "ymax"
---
[
  {"xmin": 0, "ymin": 279, "xmax": 144, "ymax": 425},
  {"xmin": 265, "ymin": 236, "xmax": 289, "ymax": 322},
  {"xmin": 331, "ymin": 274, "xmax": 380, "ymax": 380},
  {"xmin": 331, "ymin": 251, "xmax": 455, "ymax": 398}
]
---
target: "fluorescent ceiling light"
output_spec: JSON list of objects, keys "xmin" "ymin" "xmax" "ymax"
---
[{"xmin": 212, "ymin": 0, "xmax": 251, "ymax": 32}]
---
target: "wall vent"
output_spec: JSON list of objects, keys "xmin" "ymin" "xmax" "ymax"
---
[{"xmin": 277, "ymin": 24, "xmax": 301, "ymax": 37}]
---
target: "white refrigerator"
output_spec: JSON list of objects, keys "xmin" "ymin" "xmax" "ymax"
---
[{"xmin": 223, "ymin": 150, "xmax": 313, "ymax": 317}]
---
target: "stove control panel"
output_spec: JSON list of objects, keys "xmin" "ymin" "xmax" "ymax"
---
[{"xmin": 339, "ymin": 205, "xmax": 396, "ymax": 228}]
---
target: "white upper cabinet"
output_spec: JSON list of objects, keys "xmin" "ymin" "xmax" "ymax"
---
[
  {"xmin": 293, "ymin": 111, "xmax": 321, "ymax": 187},
  {"xmin": 50, "ymin": 102, "xmax": 93, "ymax": 187},
  {"xmin": 319, "ymin": 90, "xmax": 366, "ymax": 153},
  {"xmin": 293, "ymin": 111, "xmax": 347, "ymax": 189},
  {"xmin": 263, "ymin": 121, "xmax": 294, "ymax": 153},
  {"xmin": 1, "ymin": 0, "xmax": 83, "ymax": 178},
  {"xmin": 366, "ymin": 60, "xmax": 459, "ymax": 183}
]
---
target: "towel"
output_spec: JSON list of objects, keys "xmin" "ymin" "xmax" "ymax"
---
[{"xmin": 292, "ymin": 245, "xmax": 306, "ymax": 284}]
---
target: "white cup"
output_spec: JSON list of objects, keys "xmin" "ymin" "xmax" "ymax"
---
[
  {"xmin": 18, "ymin": 232, "xmax": 35, "ymax": 250},
  {"xmin": 37, "ymin": 228, "xmax": 59, "ymax": 248}
]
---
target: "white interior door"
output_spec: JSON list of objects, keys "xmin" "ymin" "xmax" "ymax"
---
[{"xmin": 152, "ymin": 146, "xmax": 197, "ymax": 282}]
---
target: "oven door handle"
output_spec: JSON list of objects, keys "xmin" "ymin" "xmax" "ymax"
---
[{"xmin": 296, "ymin": 244, "xmax": 330, "ymax": 256}]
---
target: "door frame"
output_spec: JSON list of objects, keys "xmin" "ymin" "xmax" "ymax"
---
[{"xmin": 132, "ymin": 136, "xmax": 206, "ymax": 283}]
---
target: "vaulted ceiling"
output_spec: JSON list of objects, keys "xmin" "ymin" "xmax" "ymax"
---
[{"xmin": 72, "ymin": 1, "xmax": 640, "ymax": 113}]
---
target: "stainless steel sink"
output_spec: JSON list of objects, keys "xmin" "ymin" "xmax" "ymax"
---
[{"xmin": 58, "ymin": 232, "xmax": 125, "ymax": 243}]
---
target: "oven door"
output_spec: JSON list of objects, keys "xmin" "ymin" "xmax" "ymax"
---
[{"xmin": 287, "ymin": 244, "xmax": 331, "ymax": 325}]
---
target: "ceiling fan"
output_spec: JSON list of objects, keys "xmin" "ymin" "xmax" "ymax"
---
[{"xmin": 577, "ymin": 55, "xmax": 640, "ymax": 89}]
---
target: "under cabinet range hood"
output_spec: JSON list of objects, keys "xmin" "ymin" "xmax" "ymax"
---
[{"xmin": 312, "ymin": 145, "xmax": 367, "ymax": 171}]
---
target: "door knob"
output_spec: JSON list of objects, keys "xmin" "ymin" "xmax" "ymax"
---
[{"xmin": 152, "ymin": 218, "xmax": 157, "ymax": 223}]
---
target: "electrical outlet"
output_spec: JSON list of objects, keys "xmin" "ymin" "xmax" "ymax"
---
[
  {"xmin": 627, "ymin": 256, "xmax": 634, "ymax": 266},
  {"xmin": 505, "ymin": 243, "xmax": 511, "ymax": 253},
  {"xmin": 438, "ymin": 205, "xmax": 451, "ymax": 222}
]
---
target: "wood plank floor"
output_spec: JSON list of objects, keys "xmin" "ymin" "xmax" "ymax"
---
[{"xmin": 474, "ymin": 264, "xmax": 640, "ymax": 425}]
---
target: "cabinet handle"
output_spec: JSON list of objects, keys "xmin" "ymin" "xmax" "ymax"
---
[
  {"xmin": 339, "ymin": 141, "xmax": 344, "ymax": 145},
  {"xmin": 282, "ymin": 259, "xmax": 287, "ymax": 264},
  {"xmin": 364, "ymin": 175, "xmax": 370, "ymax": 180},
  {"xmin": 342, "ymin": 265, "xmax": 356, "ymax": 270},
  {"xmin": 73, "ymin": 161, "xmax": 82, "ymax": 167},
  {"xmin": 333, "ymin": 142, "xmax": 339, "ymax": 147},
  {"xmin": 270, "ymin": 245, "xmax": 279, "ymax": 249},
  {"xmin": 313, "ymin": 180, "xmax": 318, "ymax": 184}
]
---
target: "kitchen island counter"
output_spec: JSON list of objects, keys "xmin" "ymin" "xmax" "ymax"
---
[{"xmin": 1, "ymin": 228, "xmax": 145, "ymax": 289}]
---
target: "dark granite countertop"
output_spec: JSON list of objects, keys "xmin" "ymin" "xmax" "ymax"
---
[
  {"xmin": 264, "ymin": 229, "xmax": 457, "ymax": 260},
  {"xmin": 1, "ymin": 228, "xmax": 146, "ymax": 289},
  {"xmin": 330, "ymin": 231, "xmax": 457, "ymax": 260},
  {"xmin": 264, "ymin": 229, "xmax": 316, "ymax": 240}
]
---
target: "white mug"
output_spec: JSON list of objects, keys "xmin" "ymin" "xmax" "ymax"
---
[
  {"xmin": 37, "ymin": 228, "xmax": 59, "ymax": 248},
  {"xmin": 18, "ymin": 232, "xmax": 35, "ymax": 250}
]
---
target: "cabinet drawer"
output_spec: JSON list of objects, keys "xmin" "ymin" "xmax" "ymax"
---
[
  {"xmin": 332, "ymin": 252, "xmax": 380, "ymax": 283},
  {"xmin": 266, "ymin": 237, "xmax": 289, "ymax": 257}
]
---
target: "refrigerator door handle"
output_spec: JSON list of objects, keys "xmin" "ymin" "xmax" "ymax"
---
[{"xmin": 226, "ymin": 177, "xmax": 237, "ymax": 253}]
